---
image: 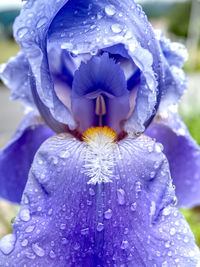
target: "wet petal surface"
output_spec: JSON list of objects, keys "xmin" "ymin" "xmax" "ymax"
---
[
  {"xmin": 0, "ymin": 114, "xmax": 54, "ymax": 203},
  {"xmin": 146, "ymin": 112, "xmax": 200, "ymax": 208},
  {"xmin": 0, "ymin": 133, "xmax": 199, "ymax": 266}
]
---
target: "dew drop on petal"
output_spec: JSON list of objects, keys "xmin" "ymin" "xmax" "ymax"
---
[
  {"xmin": 49, "ymin": 250, "xmax": 56, "ymax": 258},
  {"xmin": 21, "ymin": 239, "xmax": 28, "ymax": 247},
  {"xmin": 170, "ymin": 228, "xmax": 176, "ymax": 236},
  {"xmin": 105, "ymin": 4, "xmax": 116, "ymax": 16},
  {"xmin": 89, "ymin": 188, "xmax": 95, "ymax": 196},
  {"xmin": 117, "ymin": 189, "xmax": 126, "ymax": 205},
  {"xmin": 97, "ymin": 223, "xmax": 104, "ymax": 232},
  {"xmin": 25, "ymin": 225, "xmax": 35, "ymax": 233},
  {"xmin": 121, "ymin": 240, "xmax": 129, "ymax": 250},
  {"xmin": 17, "ymin": 27, "xmax": 28, "ymax": 38},
  {"xmin": 32, "ymin": 243, "xmax": 45, "ymax": 257},
  {"xmin": 131, "ymin": 202, "xmax": 137, "ymax": 212},
  {"xmin": 81, "ymin": 228, "xmax": 89, "ymax": 235},
  {"xmin": 20, "ymin": 209, "xmax": 31, "ymax": 222},
  {"xmin": 0, "ymin": 234, "xmax": 16, "ymax": 255},
  {"xmin": 111, "ymin": 24, "xmax": 123, "ymax": 33},
  {"xmin": 60, "ymin": 223, "xmax": 66, "ymax": 230},
  {"xmin": 36, "ymin": 17, "xmax": 48, "ymax": 28},
  {"xmin": 104, "ymin": 209, "xmax": 112, "ymax": 219}
]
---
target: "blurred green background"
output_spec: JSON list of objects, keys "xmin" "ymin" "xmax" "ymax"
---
[{"xmin": 0, "ymin": 0, "xmax": 200, "ymax": 245}]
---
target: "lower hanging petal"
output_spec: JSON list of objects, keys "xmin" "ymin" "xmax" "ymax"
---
[
  {"xmin": 0, "ymin": 132, "xmax": 199, "ymax": 266},
  {"xmin": 146, "ymin": 111, "xmax": 200, "ymax": 208},
  {"xmin": 0, "ymin": 113, "xmax": 54, "ymax": 203}
]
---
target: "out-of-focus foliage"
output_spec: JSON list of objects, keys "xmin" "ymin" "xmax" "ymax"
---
[
  {"xmin": 183, "ymin": 115, "xmax": 200, "ymax": 145},
  {"xmin": 167, "ymin": 1, "xmax": 191, "ymax": 38},
  {"xmin": 181, "ymin": 208, "xmax": 200, "ymax": 247},
  {"xmin": 0, "ymin": 40, "xmax": 19, "ymax": 63}
]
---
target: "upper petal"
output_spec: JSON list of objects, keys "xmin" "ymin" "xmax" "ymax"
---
[
  {"xmin": 0, "ymin": 113, "xmax": 54, "ymax": 203},
  {"xmin": 0, "ymin": 52, "xmax": 34, "ymax": 108},
  {"xmin": 146, "ymin": 111, "xmax": 200, "ymax": 208},
  {"xmin": 0, "ymin": 133, "xmax": 199, "ymax": 266},
  {"xmin": 155, "ymin": 31, "xmax": 188, "ymax": 109},
  {"xmin": 14, "ymin": 0, "xmax": 163, "ymax": 133}
]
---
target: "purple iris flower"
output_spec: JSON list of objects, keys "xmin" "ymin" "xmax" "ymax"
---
[{"xmin": 0, "ymin": 0, "xmax": 200, "ymax": 265}]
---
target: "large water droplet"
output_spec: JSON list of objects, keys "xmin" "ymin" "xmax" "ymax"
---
[
  {"xmin": 135, "ymin": 181, "xmax": 142, "ymax": 198},
  {"xmin": 121, "ymin": 240, "xmax": 129, "ymax": 250},
  {"xmin": 89, "ymin": 188, "xmax": 95, "ymax": 196},
  {"xmin": 111, "ymin": 24, "xmax": 123, "ymax": 33},
  {"xmin": 20, "ymin": 209, "xmax": 31, "ymax": 222},
  {"xmin": 149, "ymin": 201, "xmax": 156, "ymax": 217},
  {"xmin": 131, "ymin": 202, "xmax": 137, "ymax": 212},
  {"xmin": 97, "ymin": 223, "xmax": 104, "ymax": 232},
  {"xmin": 21, "ymin": 239, "xmax": 28, "ymax": 247},
  {"xmin": 117, "ymin": 189, "xmax": 125, "ymax": 205},
  {"xmin": 49, "ymin": 250, "xmax": 56, "ymax": 258},
  {"xmin": 61, "ymin": 43, "xmax": 73, "ymax": 50},
  {"xmin": 105, "ymin": 4, "xmax": 116, "ymax": 16},
  {"xmin": 81, "ymin": 228, "xmax": 89, "ymax": 235},
  {"xmin": 59, "ymin": 150, "xmax": 70, "ymax": 159},
  {"xmin": 170, "ymin": 228, "xmax": 176, "ymax": 236},
  {"xmin": 17, "ymin": 27, "xmax": 28, "ymax": 38},
  {"xmin": 0, "ymin": 234, "xmax": 16, "ymax": 255},
  {"xmin": 104, "ymin": 209, "xmax": 112, "ymax": 219},
  {"xmin": 25, "ymin": 225, "xmax": 35, "ymax": 233},
  {"xmin": 36, "ymin": 17, "xmax": 48, "ymax": 28},
  {"xmin": 60, "ymin": 223, "xmax": 66, "ymax": 230},
  {"xmin": 32, "ymin": 243, "xmax": 45, "ymax": 257}
]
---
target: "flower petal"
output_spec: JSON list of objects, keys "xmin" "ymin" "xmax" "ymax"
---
[
  {"xmin": 71, "ymin": 53, "xmax": 130, "ymax": 132},
  {"xmin": 146, "ymin": 112, "xmax": 200, "ymax": 208},
  {"xmin": 14, "ymin": 0, "xmax": 162, "ymax": 133},
  {"xmin": 0, "ymin": 134, "xmax": 199, "ymax": 265},
  {"xmin": 0, "ymin": 52, "xmax": 34, "ymax": 108},
  {"xmin": 0, "ymin": 113, "xmax": 54, "ymax": 203},
  {"xmin": 155, "ymin": 31, "xmax": 188, "ymax": 109}
]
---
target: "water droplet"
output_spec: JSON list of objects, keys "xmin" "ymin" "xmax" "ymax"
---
[
  {"xmin": 170, "ymin": 228, "xmax": 176, "ymax": 236},
  {"xmin": 121, "ymin": 240, "xmax": 129, "ymax": 250},
  {"xmin": 81, "ymin": 228, "xmax": 89, "ymax": 235},
  {"xmin": 149, "ymin": 201, "xmax": 156, "ymax": 217},
  {"xmin": 36, "ymin": 17, "xmax": 48, "ymax": 28},
  {"xmin": 59, "ymin": 150, "xmax": 70, "ymax": 158},
  {"xmin": 32, "ymin": 243, "xmax": 45, "ymax": 257},
  {"xmin": 25, "ymin": 225, "xmax": 35, "ymax": 233},
  {"xmin": 135, "ymin": 181, "xmax": 142, "ymax": 198},
  {"xmin": 61, "ymin": 42, "xmax": 73, "ymax": 50},
  {"xmin": 60, "ymin": 223, "xmax": 66, "ymax": 230},
  {"xmin": 21, "ymin": 239, "xmax": 28, "ymax": 247},
  {"xmin": 162, "ymin": 261, "xmax": 168, "ymax": 267},
  {"xmin": 165, "ymin": 241, "xmax": 170, "ymax": 248},
  {"xmin": 155, "ymin": 143, "xmax": 163, "ymax": 153},
  {"xmin": 104, "ymin": 209, "xmax": 112, "ymax": 219},
  {"xmin": 61, "ymin": 237, "xmax": 68, "ymax": 245},
  {"xmin": 73, "ymin": 242, "xmax": 80, "ymax": 250},
  {"xmin": 184, "ymin": 236, "xmax": 189, "ymax": 243},
  {"xmin": 17, "ymin": 27, "xmax": 28, "ymax": 38},
  {"xmin": 49, "ymin": 250, "xmax": 56, "ymax": 258},
  {"xmin": 131, "ymin": 202, "xmax": 137, "ymax": 212},
  {"xmin": 150, "ymin": 171, "xmax": 155, "ymax": 179},
  {"xmin": 111, "ymin": 24, "xmax": 123, "ymax": 33},
  {"xmin": 89, "ymin": 188, "xmax": 95, "ymax": 196},
  {"xmin": 20, "ymin": 209, "xmax": 31, "ymax": 222},
  {"xmin": 105, "ymin": 4, "xmax": 116, "ymax": 16},
  {"xmin": 48, "ymin": 208, "xmax": 53, "ymax": 215},
  {"xmin": 25, "ymin": 252, "xmax": 36, "ymax": 259},
  {"xmin": 97, "ymin": 223, "xmax": 104, "ymax": 232},
  {"xmin": 162, "ymin": 207, "xmax": 171, "ymax": 216},
  {"xmin": 0, "ymin": 234, "xmax": 16, "ymax": 255},
  {"xmin": 117, "ymin": 189, "xmax": 125, "ymax": 205}
]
